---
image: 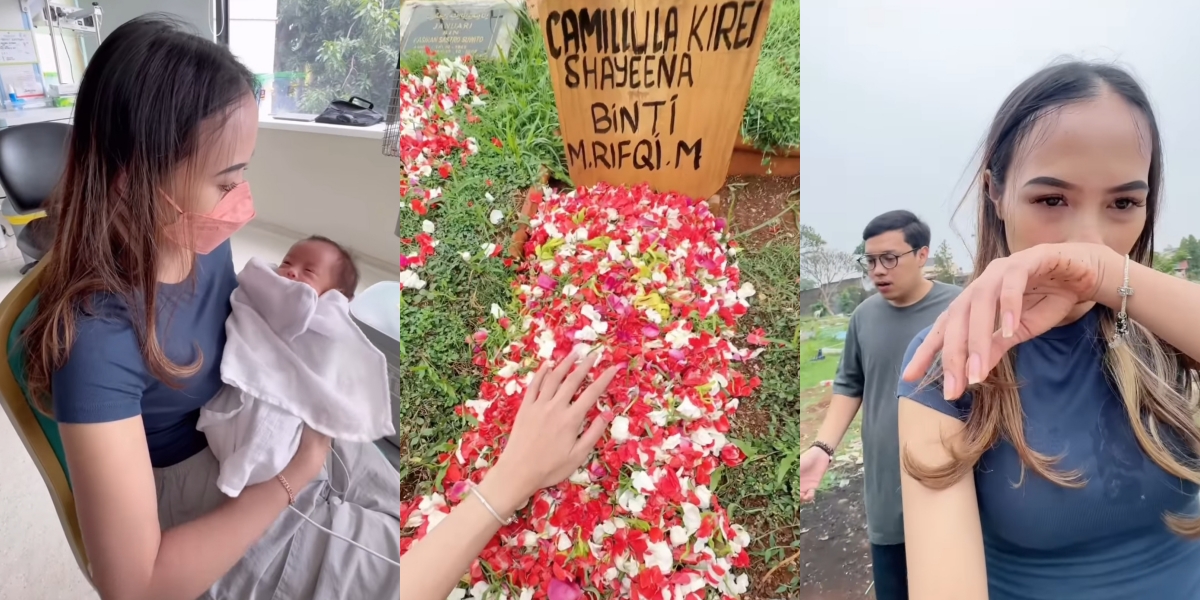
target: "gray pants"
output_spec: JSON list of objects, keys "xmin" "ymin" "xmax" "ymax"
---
[{"xmin": 153, "ymin": 440, "xmax": 401, "ymax": 600}]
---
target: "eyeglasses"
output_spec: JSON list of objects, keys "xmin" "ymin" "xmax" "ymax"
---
[{"xmin": 856, "ymin": 248, "xmax": 919, "ymax": 271}]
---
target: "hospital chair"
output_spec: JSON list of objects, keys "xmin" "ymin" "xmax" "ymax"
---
[
  {"xmin": 0, "ymin": 122, "xmax": 71, "ymax": 274},
  {"xmin": 0, "ymin": 259, "xmax": 93, "ymax": 586}
]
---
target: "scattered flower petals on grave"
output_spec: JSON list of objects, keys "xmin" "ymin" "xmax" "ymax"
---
[
  {"xmin": 396, "ymin": 55, "xmax": 490, "ymax": 282},
  {"xmin": 401, "ymin": 184, "xmax": 758, "ymax": 599},
  {"xmin": 395, "ymin": 56, "xmax": 485, "ymax": 190}
]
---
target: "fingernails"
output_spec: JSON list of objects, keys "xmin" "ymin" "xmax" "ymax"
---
[
  {"xmin": 968, "ymin": 354, "xmax": 982, "ymax": 385},
  {"xmin": 1002, "ymin": 312, "xmax": 1015, "ymax": 338},
  {"xmin": 943, "ymin": 373, "xmax": 957, "ymax": 400}
]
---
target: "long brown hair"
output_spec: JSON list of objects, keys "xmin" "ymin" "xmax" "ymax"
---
[
  {"xmin": 23, "ymin": 16, "xmax": 257, "ymax": 415},
  {"xmin": 902, "ymin": 62, "xmax": 1200, "ymax": 536}
]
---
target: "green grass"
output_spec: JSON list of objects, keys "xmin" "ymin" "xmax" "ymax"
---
[
  {"xmin": 795, "ymin": 317, "xmax": 863, "ymax": 495},
  {"xmin": 741, "ymin": 0, "xmax": 800, "ymax": 151},
  {"xmin": 798, "ymin": 317, "xmax": 845, "ymax": 390}
]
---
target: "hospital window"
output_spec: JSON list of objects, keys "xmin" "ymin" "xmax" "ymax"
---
[{"xmin": 229, "ymin": 0, "xmax": 401, "ymax": 116}]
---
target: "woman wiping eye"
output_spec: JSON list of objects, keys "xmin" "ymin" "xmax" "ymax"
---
[{"xmin": 896, "ymin": 61, "xmax": 1200, "ymax": 600}]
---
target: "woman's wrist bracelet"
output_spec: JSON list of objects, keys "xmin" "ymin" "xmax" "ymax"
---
[
  {"xmin": 1110, "ymin": 253, "xmax": 1134, "ymax": 346},
  {"xmin": 276, "ymin": 474, "xmax": 296, "ymax": 505},
  {"xmin": 469, "ymin": 481, "xmax": 514, "ymax": 526}
]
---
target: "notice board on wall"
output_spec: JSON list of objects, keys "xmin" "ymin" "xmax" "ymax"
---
[
  {"xmin": 0, "ymin": 29, "xmax": 43, "ymax": 99},
  {"xmin": 539, "ymin": 0, "xmax": 774, "ymax": 199},
  {"xmin": 0, "ymin": 30, "xmax": 37, "ymax": 64}
]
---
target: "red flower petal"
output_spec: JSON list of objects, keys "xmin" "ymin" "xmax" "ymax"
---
[{"xmin": 746, "ymin": 327, "xmax": 768, "ymax": 346}]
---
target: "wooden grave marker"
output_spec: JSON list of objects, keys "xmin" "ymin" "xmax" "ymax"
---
[{"xmin": 539, "ymin": 0, "xmax": 774, "ymax": 199}]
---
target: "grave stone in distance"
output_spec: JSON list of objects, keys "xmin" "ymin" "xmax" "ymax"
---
[{"xmin": 397, "ymin": 0, "xmax": 522, "ymax": 59}]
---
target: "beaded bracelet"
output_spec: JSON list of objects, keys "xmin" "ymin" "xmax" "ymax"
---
[{"xmin": 277, "ymin": 474, "xmax": 296, "ymax": 505}]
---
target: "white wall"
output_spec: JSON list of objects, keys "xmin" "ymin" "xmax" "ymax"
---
[
  {"xmin": 84, "ymin": 0, "xmax": 216, "ymax": 62},
  {"xmin": 246, "ymin": 128, "xmax": 398, "ymax": 267}
]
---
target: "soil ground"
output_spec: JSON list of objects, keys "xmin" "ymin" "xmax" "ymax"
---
[
  {"xmin": 720, "ymin": 175, "xmax": 799, "ymax": 249},
  {"xmin": 798, "ymin": 373, "xmax": 875, "ymax": 598},
  {"xmin": 799, "ymin": 472, "xmax": 875, "ymax": 599},
  {"xmin": 799, "ymin": 388, "xmax": 830, "ymax": 445}
]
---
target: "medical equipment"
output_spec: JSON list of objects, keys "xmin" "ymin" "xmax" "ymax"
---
[
  {"xmin": 25, "ymin": 1, "xmax": 103, "ymax": 101},
  {"xmin": 54, "ymin": 3, "xmax": 102, "ymax": 33}
]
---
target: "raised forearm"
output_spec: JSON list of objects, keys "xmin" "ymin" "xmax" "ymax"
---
[
  {"xmin": 1095, "ymin": 249, "xmax": 1200, "ymax": 363},
  {"xmin": 814, "ymin": 394, "xmax": 863, "ymax": 450},
  {"xmin": 399, "ymin": 468, "xmax": 526, "ymax": 600}
]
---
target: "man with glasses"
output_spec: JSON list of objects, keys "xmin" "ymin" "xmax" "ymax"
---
[{"xmin": 798, "ymin": 210, "xmax": 960, "ymax": 600}]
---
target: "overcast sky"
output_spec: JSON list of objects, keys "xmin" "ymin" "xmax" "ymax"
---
[{"xmin": 800, "ymin": 0, "xmax": 1200, "ymax": 269}]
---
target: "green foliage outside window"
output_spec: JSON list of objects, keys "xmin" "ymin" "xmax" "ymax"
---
[{"xmin": 274, "ymin": 0, "xmax": 402, "ymax": 114}]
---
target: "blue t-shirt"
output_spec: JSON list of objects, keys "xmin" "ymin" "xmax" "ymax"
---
[
  {"xmin": 49, "ymin": 241, "xmax": 237, "ymax": 468},
  {"xmin": 899, "ymin": 306, "xmax": 1200, "ymax": 600}
]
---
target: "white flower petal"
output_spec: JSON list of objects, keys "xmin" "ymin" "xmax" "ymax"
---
[
  {"xmin": 737, "ymin": 282, "xmax": 756, "ymax": 299},
  {"xmin": 610, "ymin": 415, "xmax": 631, "ymax": 442},
  {"xmin": 682, "ymin": 503, "xmax": 702, "ymax": 534},
  {"xmin": 669, "ymin": 526, "xmax": 689, "ymax": 547},
  {"xmin": 677, "ymin": 399, "xmax": 703, "ymax": 421},
  {"xmin": 631, "ymin": 470, "xmax": 656, "ymax": 493},
  {"xmin": 643, "ymin": 540, "xmax": 673, "ymax": 575},
  {"xmin": 575, "ymin": 325, "xmax": 598, "ymax": 342},
  {"xmin": 399, "ymin": 270, "xmax": 426, "ymax": 290}
]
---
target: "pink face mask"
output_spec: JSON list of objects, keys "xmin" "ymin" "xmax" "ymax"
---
[{"xmin": 163, "ymin": 182, "xmax": 256, "ymax": 255}]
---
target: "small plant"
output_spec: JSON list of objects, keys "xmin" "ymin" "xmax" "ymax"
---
[{"xmin": 741, "ymin": 0, "xmax": 800, "ymax": 151}]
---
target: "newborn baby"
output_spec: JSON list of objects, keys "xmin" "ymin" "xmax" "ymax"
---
[
  {"xmin": 276, "ymin": 235, "xmax": 359, "ymax": 298},
  {"xmin": 197, "ymin": 236, "xmax": 394, "ymax": 497}
]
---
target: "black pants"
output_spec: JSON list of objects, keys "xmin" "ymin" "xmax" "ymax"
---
[{"xmin": 870, "ymin": 543, "xmax": 909, "ymax": 600}]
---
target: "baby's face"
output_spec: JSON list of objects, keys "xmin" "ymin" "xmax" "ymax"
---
[{"xmin": 278, "ymin": 240, "xmax": 341, "ymax": 295}]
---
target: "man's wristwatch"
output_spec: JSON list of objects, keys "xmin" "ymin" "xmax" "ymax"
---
[{"xmin": 810, "ymin": 441, "xmax": 835, "ymax": 460}]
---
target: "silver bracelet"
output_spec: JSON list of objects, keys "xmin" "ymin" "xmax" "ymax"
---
[
  {"xmin": 468, "ymin": 481, "xmax": 514, "ymax": 526},
  {"xmin": 1111, "ymin": 253, "xmax": 1133, "ymax": 346}
]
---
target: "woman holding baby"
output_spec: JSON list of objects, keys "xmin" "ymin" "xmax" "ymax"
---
[{"xmin": 13, "ymin": 15, "xmax": 615, "ymax": 600}]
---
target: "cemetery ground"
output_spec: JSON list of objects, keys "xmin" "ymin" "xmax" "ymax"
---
[
  {"xmin": 396, "ymin": 4, "xmax": 799, "ymax": 598},
  {"xmin": 798, "ymin": 318, "xmax": 875, "ymax": 600}
]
